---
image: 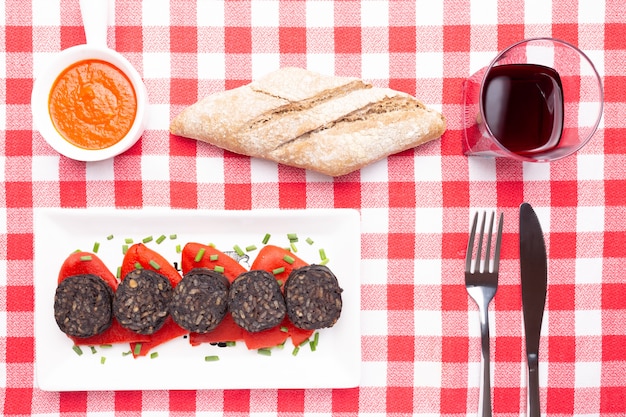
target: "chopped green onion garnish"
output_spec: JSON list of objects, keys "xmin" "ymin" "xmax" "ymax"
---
[
  {"xmin": 290, "ymin": 242, "xmax": 298, "ymax": 252},
  {"xmin": 90, "ymin": 346, "xmax": 97, "ymax": 354},
  {"xmin": 116, "ymin": 266, "xmax": 121, "ymax": 279},
  {"xmin": 122, "ymin": 244, "xmax": 129, "ymax": 255},
  {"xmin": 134, "ymin": 262, "xmax": 143, "ymax": 269},
  {"xmin": 208, "ymin": 242, "xmax": 216, "ymax": 248},
  {"xmin": 142, "ymin": 236, "xmax": 153, "ymax": 243},
  {"xmin": 149, "ymin": 260, "xmax": 161, "ymax": 270},
  {"xmin": 133, "ymin": 343, "xmax": 142, "ymax": 355},
  {"xmin": 233, "ymin": 244, "xmax": 244, "ymax": 256},
  {"xmin": 205, "ymin": 355, "xmax": 220, "ymax": 362},
  {"xmin": 214, "ymin": 265, "xmax": 225, "ymax": 274},
  {"xmin": 170, "ymin": 234, "xmax": 177, "ymax": 240},
  {"xmin": 257, "ymin": 348, "xmax": 272, "ymax": 356},
  {"xmin": 100, "ymin": 344, "xmax": 113, "ymax": 349},
  {"xmin": 107, "ymin": 234, "xmax": 114, "ymax": 240},
  {"xmin": 310, "ymin": 332, "xmax": 320, "ymax": 351},
  {"xmin": 125, "ymin": 238, "xmax": 133, "ymax": 244},
  {"xmin": 283, "ymin": 255, "xmax": 295, "ymax": 264},
  {"xmin": 287, "ymin": 233, "xmax": 298, "ymax": 242},
  {"xmin": 72, "ymin": 345, "xmax": 83, "ymax": 356},
  {"xmin": 226, "ymin": 341, "xmax": 237, "ymax": 347},
  {"xmin": 210, "ymin": 254, "xmax": 219, "ymax": 261},
  {"xmin": 100, "ymin": 356, "xmax": 106, "ymax": 364},
  {"xmin": 176, "ymin": 244, "xmax": 181, "ymax": 253},
  {"xmin": 93, "ymin": 242, "xmax": 100, "ymax": 253},
  {"xmin": 272, "ymin": 267, "xmax": 285, "ymax": 275},
  {"xmin": 309, "ymin": 340, "xmax": 317, "ymax": 351},
  {"xmin": 319, "ymin": 248, "xmax": 327, "ymax": 261},
  {"xmin": 246, "ymin": 245, "xmax": 257, "ymax": 252},
  {"xmin": 262, "ymin": 233, "xmax": 271, "ymax": 244},
  {"xmin": 276, "ymin": 280, "xmax": 283, "ymax": 287},
  {"xmin": 320, "ymin": 258, "xmax": 329, "ymax": 265},
  {"xmin": 292, "ymin": 346, "xmax": 300, "ymax": 356},
  {"xmin": 122, "ymin": 351, "xmax": 132, "ymax": 357},
  {"xmin": 276, "ymin": 341, "xmax": 286, "ymax": 349},
  {"xmin": 150, "ymin": 352, "xmax": 159, "ymax": 359},
  {"xmin": 156, "ymin": 235, "xmax": 166, "ymax": 244},
  {"xmin": 280, "ymin": 326, "xmax": 289, "ymax": 333},
  {"xmin": 306, "ymin": 237, "xmax": 314, "ymax": 245},
  {"xmin": 194, "ymin": 248, "xmax": 206, "ymax": 262},
  {"xmin": 80, "ymin": 255, "xmax": 92, "ymax": 262}
]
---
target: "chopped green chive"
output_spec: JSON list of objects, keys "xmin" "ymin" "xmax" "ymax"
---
[
  {"xmin": 276, "ymin": 340, "xmax": 286, "ymax": 349},
  {"xmin": 225, "ymin": 341, "xmax": 237, "ymax": 347},
  {"xmin": 246, "ymin": 245, "xmax": 257, "ymax": 252},
  {"xmin": 233, "ymin": 244, "xmax": 244, "ymax": 257},
  {"xmin": 122, "ymin": 351, "xmax": 132, "ymax": 357},
  {"xmin": 280, "ymin": 326, "xmax": 289, "ymax": 333},
  {"xmin": 142, "ymin": 236, "xmax": 153, "ymax": 243},
  {"xmin": 170, "ymin": 234, "xmax": 177, "ymax": 240},
  {"xmin": 149, "ymin": 260, "xmax": 161, "ymax": 270},
  {"xmin": 290, "ymin": 242, "xmax": 298, "ymax": 253},
  {"xmin": 214, "ymin": 265, "xmax": 225, "ymax": 274},
  {"xmin": 272, "ymin": 267, "xmax": 285, "ymax": 275},
  {"xmin": 100, "ymin": 356, "xmax": 106, "ymax": 364},
  {"xmin": 205, "ymin": 355, "xmax": 220, "ymax": 362},
  {"xmin": 276, "ymin": 280, "xmax": 283, "ymax": 287},
  {"xmin": 287, "ymin": 233, "xmax": 298, "ymax": 242},
  {"xmin": 310, "ymin": 332, "xmax": 320, "ymax": 351},
  {"xmin": 283, "ymin": 255, "xmax": 295, "ymax": 264},
  {"xmin": 194, "ymin": 248, "xmax": 206, "ymax": 262},
  {"xmin": 292, "ymin": 346, "xmax": 300, "ymax": 356},
  {"xmin": 134, "ymin": 262, "xmax": 143, "ymax": 270},
  {"xmin": 133, "ymin": 343, "xmax": 142, "ymax": 355},
  {"xmin": 262, "ymin": 233, "xmax": 271, "ymax": 244},
  {"xmin": 93, "ymin": 242, "xmax": 100, "ymax": 253},
  {"xmin": 210, "ymin": 254, "xmax": 219, "ymax": 261},
  {"xmin": 116, "ymin": 266, "xmax": 121, "ymax": 279},
  {"xmin": 72, "ymin": 345, "xmax": 83, "ymax": 356},
  {"xmin": 90, "ymin": 346, "xmax": 97, "ymax": 354},
  {"xmin": 122, "ymin": 244, "xmax": 129, "ymax": 255},
  {"xmin": 125, "ymin": 238, "xmax": 134, "ymax": 244},
  {"xmin": 150, "ymin": 352, "xmax": 159, "ymax": 359},
  {"xmin": 80, "ymin": 255, "xmax": 92, "ymax": 262},
  {"xmin": 299, "ymin": 338, "xmax": 310, "ymax": 347},
  {"xmin": 106, "ymin": 234, "xmax": 114, "ymax": 240},
  {"xmin": 100, "ymin": 344, "xmax": 113, "ymax": 349},
  {"xmin": 319, "ymin": 248, "xmax": 327, "ymax": 261},
  {"xmin": 306, "ymin": 237, "xmax": 314, "ymax": 245},
  {"xmin": 156, "ymin": 235, "xmax": 166, "ymax": 244},
  {"xmin": 176, "ymin": 244, "xmax": 181, "ymax": 254},
  {"xmin": 320, "ymin": 258, "xmax": 329, "ymax": 265},
  {"xmin": 257, "ymin": 348, "xmax": 272, "ymax": 356}
]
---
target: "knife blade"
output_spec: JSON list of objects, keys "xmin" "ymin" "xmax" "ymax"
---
[{"xmin": 519, "ymin": 202, "xmax": 548, "ymax": 417}]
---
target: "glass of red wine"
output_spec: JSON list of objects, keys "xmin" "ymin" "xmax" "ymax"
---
[{"xmin": 462, "ymin": 38, "xmax": 603, "ymax": 162}]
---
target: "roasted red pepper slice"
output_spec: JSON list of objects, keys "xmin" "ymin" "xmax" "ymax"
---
[
  {"xmin": 188, "ymin": 313, "xmax": 243, "ymax": 346},
  {"xmin": 58, "ymin": 251, "xmax": 149, "ymax": 346},
  {"xmin": 181, "ymin": 242, "xmax": 246, "ymax": 283},
  {"xmin": 120, "ymin": 243, "xmax": 181, "ymax": 287},
  {"xmin": 130, "ymin": 317, "xmax": 187, "ymax": 357}
]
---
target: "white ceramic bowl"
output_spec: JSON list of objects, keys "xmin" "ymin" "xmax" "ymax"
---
[{"xmin": 31, "ymin": 44, "xmax": 149, "ymax": 162}]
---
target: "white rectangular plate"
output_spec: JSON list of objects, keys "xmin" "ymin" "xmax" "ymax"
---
[{"xmin": 34, "ymin": 208, "xmax": 361, "ymax": 391}]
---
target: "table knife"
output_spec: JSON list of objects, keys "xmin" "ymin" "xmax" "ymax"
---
[{"xmin": 519, "ymin": 202, "xmax": 548, "ymax": 417}]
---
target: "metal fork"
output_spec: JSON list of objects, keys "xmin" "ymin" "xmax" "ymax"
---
[{"xmin": 465, "ymin": 211, "xmax": 504, "ymax": 417}]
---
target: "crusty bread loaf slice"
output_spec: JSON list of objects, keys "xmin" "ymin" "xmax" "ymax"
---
[{"xmin": 170, "ymin": 67, "xmax": 446, "ymax": 176}]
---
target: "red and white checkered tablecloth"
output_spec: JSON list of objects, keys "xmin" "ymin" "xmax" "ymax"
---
[{"xmin": 2, "ymin": 0, "xmax": 626, "ymax": 415}]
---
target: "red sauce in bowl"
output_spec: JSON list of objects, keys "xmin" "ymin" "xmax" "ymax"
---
[{"xmin": 48, "ymin": 59, "xmax": 137, "ymax": 150}]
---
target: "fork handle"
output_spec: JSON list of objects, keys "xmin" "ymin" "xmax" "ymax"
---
[{"xmin": 478, "ymin": 306, "xmax": 493, "ymax": 417}]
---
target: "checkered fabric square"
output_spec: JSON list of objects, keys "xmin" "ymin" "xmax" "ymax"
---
[{"xmin": 1, "ymin": 0, "xmax": 625, "ymax": 415}]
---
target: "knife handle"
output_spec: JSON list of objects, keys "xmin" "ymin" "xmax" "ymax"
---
[{"xmin": 527, "ymin": 353, "xmax": 541, "ymax": 417}]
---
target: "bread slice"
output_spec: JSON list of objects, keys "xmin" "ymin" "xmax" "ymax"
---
[{"xmin": 170, "ymin": 67, "xmax": 446, "ymax": 176}]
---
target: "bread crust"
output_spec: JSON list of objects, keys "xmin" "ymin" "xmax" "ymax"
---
[{"xmin": 170, "ymin": 67, "xmax": 446, "ymax": 176}]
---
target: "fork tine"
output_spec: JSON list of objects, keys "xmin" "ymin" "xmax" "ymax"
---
[
  {"xmin": 484, "ymin": 211, "xmax": 495, "ymax": 273},
  {"xmin": 492, "ymin": 212, "xmax": 504, "ymax": 273},
  {"xmin": 475, "ymin": 211, "xmax": 486, "ymax": 272},
  {"xmin": 465, "ymin": 212, "xmax": 479, "ymax": 273}
]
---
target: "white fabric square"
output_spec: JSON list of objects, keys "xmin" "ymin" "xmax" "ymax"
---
[
  {"xmin": 360, "ymin": 158, "xmax": 389, "ymax": 182},
  {"xmin": 361, "ymin": 1, "xmax": 389, "ymax": 27},
  {"xmin": 577, "ymin": 154, "xmax": 604, "ymax": 180},
  {"xmin": 414, "ymin": 310, "xmax": 442, "ymax": 336},
  {"xmin": 361, "ymin": 259, "xmax": 388, "ymax": 285},
  {"xmin": 32, "ymin": 0, "xmax": 60, "ymax": 26},
  {"xmin": 470, "ymin": 0, "xmax": 498, "ymax": 25},
  {"xmin": 582, "ymin": 50, "xmax": 604, "ymax": 76},
  {"xmin": 146, "ymin": 104, "xmax": 170, "ymax": 130},
  {"xmin": 143, "ymin": 53, "xmax": 171, "ymax": 79},
  {"xmin": 361, "ymin": 361, "xmax": 388, "ymax": 387},
  {"xmin": 362, "ymin": 53, "xmax": 390, "ymax": 80},
  {"xmin": 416, "ymin": 52, "xmax": 444, "ymax": 79},
  {"xmin": 468, "ymin": 157, "xmax": 497, "ymax": 181},
  {"xmin": 414, "ymin": 156, "xmax": 442, "ymax": 181},
  {"xmin": 251, "ymin": 1, "xmax": 279, "ymax": 27},
  {"xmin": 524, "ymin": 0, "xmax": 552, "ymax": 24},
  {"xmin": 0, "ymin": 310, "xmax": 5, "ymax": 336},
  {"xmin": 306, "ymin": 54, "xmax": 335, "ymax": 76},
  {"xmin": 141, "ymin": 155, "xmax": 170, "ymax": 181},
  {"xmin": 250, "ymin": 158, "xmax": 278, "ymax": 183},
  {"xmin": 198, "ymin": 53, "xmax": 225, "ymax": 80},
  {"xmin": 575, "ymin": 310, "xmax": 602, "ymax": 336},
  {"xmin": 361, "ymin": 310, "xmax": 388, "ymax": 335},
  {"xmin": 196, "ymin": 157, "xmax": 225, "ymax": 183},
  {"xmin": 575, "ymin": 361, "xmax": 602, "ymax": 388},
  {"xmin": 414, "ymin": 361, "xmax": 442, "ymax": 387},
  {"xmin": 306, "ymin": 1, "xmax": 334, "ymax": 28},
  {"xmin": 31, "ymin": 156, "xmax": 59, "ymax": 182},
  {"xmin": 579, "ymin": 102, "xmax": 604, "ymax": 129},
  {"xmin": 575, "ymin": 258, "xmax": 603, "ymax": 284},
  {"xmin": 305, "ymin": 169, "xmax": 334, "ymax": 182},
  {"xmin": 415, "ymin": 207, "xmax": 443, "ymax": 233},
  {"xmin": 469, "ymin": 51, "xmax": 495, "ymax": 75},
  {"xmin": 142, "ymin": 0, "xmax": 170, "ymax": 26},
  {"xmin": 415, "ymin": 1, "xmax": 443, "ymax": 26},
  {"xmin": 523, "ymin": 162, "xmax": 551, "ymax": 181},
  {"xmin": 413, "ymin": 259, "xmax": 442, "ymax": 285},
  {"xmin": 197, "ymin": 0, "xmax": 224, "ymax": 27},
  {"xmin": 0, "ymin": 104, "xmax": 4, "ymax": 132},
  {"xmin": 576, "ymin": 206, "xmax": 604, "ymax": 232},
  {"xmin": 252, "ymin": 54, "xmax": 281, "ymax": 80},
  {"xmin": 578, "ymin": 0, "xmax": 606, "ymax": 24},
  {"xmin": 86, "ymin": 159, "xmax": 115, "ymax": 181},
  {"xmin": 360, "ymin": 208, "xmax": 389, "ymax": 233},
  {"xmin": 0, "ymin": 210, "xmax": 5, "ymax": 236}
]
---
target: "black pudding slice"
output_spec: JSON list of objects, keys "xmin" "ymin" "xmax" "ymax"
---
[
  {"xmin": 113, "ymin": 269, "xmax": 173, "ymax": 335},
  {"xmin": 54, "ymin": 274, "xmax": 114, "ymax": 338},
  {"xmin": 170, "ymin": 268, "xmax": 230, "ymax": 333},
  {"xmin": 284, "ymin": 265, "xmax": 343, "ymax": 330},
  {"xmin": 228, "ymin": 270, "xmax": 286, "ymax": 333}
]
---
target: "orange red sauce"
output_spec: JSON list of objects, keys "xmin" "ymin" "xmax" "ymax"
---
[{"xmin": 48, "ymin": 59, "xmax": 137, "ymax": 150}]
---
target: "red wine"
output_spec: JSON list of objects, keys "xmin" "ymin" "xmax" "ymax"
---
[{"xmin": 482, "ymin": 64, "xmax": 564, "ymax": 155}]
